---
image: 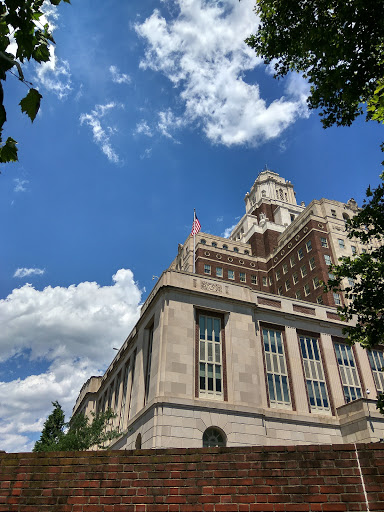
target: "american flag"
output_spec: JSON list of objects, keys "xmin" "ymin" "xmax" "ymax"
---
[{"xmin": 191, "ymin": 216, "xmax": 201, "ymax": 236}]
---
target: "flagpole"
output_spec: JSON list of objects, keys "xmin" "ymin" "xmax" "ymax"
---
[{"xmin": 193, "ymin": 209, "xmax": 196, "ymax": 273}]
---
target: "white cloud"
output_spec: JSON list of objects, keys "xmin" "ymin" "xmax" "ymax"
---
[
  {"xmin": 135, "ymin": 0, "xmax": 309, "ymax": 146},
  {"xmin": 80, "ymin": 103, "xmax": 123, "ymax": 163},
  {"xmin": 140, "ymin": 148, "xmax": 152, "ymax": 159},
  {"xmin": 222, "ymin": 223, "xmax": 237, "ymax": 238},
  {"xmin": 13, "ymin": 178, "xmax": 29, "ymax": 193},
  {"xmin": 216, "ymin": 216, "xmax": 223, "ymax": 223},
  {"xmin": 13, "ymin": 267, "xmax": 45, "ymax": 278},
  {"xmin": 109, "ymin": 65, "xmax": 131, "ymax": 85},
  {"xmin": 0, "ymin": 269, "xmax": 142, "ymax": 452},
  {"xmin": 35, "ymin": 45, "xmax": 72, "ymax": 99},
  {"xmin": 157, "ymin": 109, "xmax": 185, "ymax": 141},
  {"xmin": 135, "ymin": 120, "xmax": 153, "ymax": 137}
]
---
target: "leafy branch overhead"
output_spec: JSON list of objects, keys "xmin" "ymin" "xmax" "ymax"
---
[
  {"xmin": 246, "ymin": 1, "xmax": 384, "ymax": 127},
  {"xmin": 0, "ymin": 0, "xmax": 70, "ymax": 164}
]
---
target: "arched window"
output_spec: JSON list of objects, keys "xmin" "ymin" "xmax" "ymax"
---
[
  {"xmin": 343, "ymin": 213, "xmax": 350, "ymax": 221},
  {"xmin": 135, "ymin": 433, "xmax": 142, "ymax": 450},
  {"xmin": 203, "ymin": 427, "xmax": 226, "ymax": 447},
  {"xmin": 222, "ymin": 244, "xmax": 228, "ymax": 250},
  {"xmin": 200, "ymin": 239, "xmax": 206, "ymax": 245},
  {"xmin": 279, "ymin": 189, "xmax": 284, "ymax": 200},
  {"xmin": 262, "ymin": 190, "xmax": 266, "ymax": 198}
]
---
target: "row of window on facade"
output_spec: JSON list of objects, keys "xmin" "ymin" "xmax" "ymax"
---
[
  {"xmin": 200, "ymin": 239, "xmax": 250, "ymax": 255},
  {"xmin": 198, "ymin": 313, "xmax": 384, "ymax": 411}
]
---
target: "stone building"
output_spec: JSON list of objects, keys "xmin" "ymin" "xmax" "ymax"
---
[{"xmin": 72, "ymin": 170, "xmax": 384, "ymax": 450}]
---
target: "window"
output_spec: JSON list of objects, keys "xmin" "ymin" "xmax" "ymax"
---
[
  {"xmin": 351, "ymin": 246, "xmax": 356, "ymax": 255},
  {"xmin": 293, "ymin": 272, "xmax": 299, "ymax": 284},
  {"xmin": 368, "ymin": 350, "xmax": 384, "ymax": 392},
  {"xmin": 304, "ymin": 283, "xmax": 310, "ymax": 296},
  {"xmin": 244, "ymin": 250, "xmax": 249, "ymax": 255},
  {"xmin": 118, "ymin": 360, "xmax": 130, "ymax": 431},
  {"xmin": 216, "ymin": 267, "xmax": 223, "ymax": 278},
  {"xmin": 262, "ymin": 328, "xmax": 291, "ymax": 407},
  {"xmin": 223, "ymin": 244, "xmax": 228, "ymax": 250},
  {"xmin": 201, "ymin": 239, "xmax": 206, "ymax": 245},
  {"xmin": 204, "ymin": 264, "xmax": 211, "ymax": 275},
  {"xmin": 212, "ymin": 242, "xmax": 217, "ymax": 247},
  {"xmin": 228, "ymin": 270, "xmax": 234, "ymax": 280},
  {"xmin": 203, "ymin": 427, "xmax": 226, "ymax": 447},
  {"xmin": 262, "ymin": 276, "xmax": 268, "ymax": 286},
  {"xmin": 306, "ymin": 240, "xmax": 312, "ymax": 252},
  {"xmin": 362, "ymin": 248, "xmax": 367, "ymax": 254},
  {"xmin": 290, "ymin": 214, "xmax": 295, "ymax": 222},
  {"xmin": 300, "ymin": 265, "xmax": 307, "ymax": 278},
  {"xmin": 285, "ymin": 279, "xmax": 291, "ymax": 291},
  {"xmin": 240, "ymin": 272, "xmax": 246, "ymax": 282},
  {"xmin": 144, "ymin": 325, "xmax": 154, "ymax": 405},
  {"xmin": 309, "ymin": 257, "xmax": 316, "ymax": 270},
  {"xmin": 347, "ymin": 278, "xmax": 355, "ymax": 288},
  {"xmin": 324, "ymin": 254, "xmax": 332, "ymax": 266},
  {"xmin": 298, "ymin": 248, "xmax": 304, "ymax": 260},
  {"xmin": 295, "ymin": 291, "xmax": 302, "ymax": 300},
  {"xmin": 338, "ymin": 239, "xmax": 345, "ymax": 249},
  {"xmin": 313, "ymin": 276, "xmax": 320, "ymax": 288},
  {"xmin": 233, "ymin": 247, "xmax": 239, "ymax": 253},
  {"xmin": 316, "ymin": 296, "xmax": 323, "ymax": 304},
  {"xmin": 276, "ymin": 270, "xmax": 281, "ymax": 281},
  {"xmin": 251, "ymin": 275, "xmax": 257, "ymax": 285},
  {"xmin": 299, "ymin": 336, "xmax": 330, "ymax": 412},
  {"xmin": 333, "ymin": 293, "xmax": 341, "ymax": 305},
  {"xmin": 328, "ymin": 272, "xmax": 335, "ymax": 280},
  {"xmin": 283, "ymin": 264, "xmax": 288, "ymax": 274},
  {"xmin": 320, "ymin": 237, "xmax": 328, "ymax": 248},
  {"xmin": 331, "ymin": 209, "xmax": 337, "ymax": 218},
  {"xmin": 334, "ymin": 343, "xmax": 362, "ymax": 403},
  {"xmin": 199, "ymin": 314, "xmax": 223, "ymax": 399},
  {"xmin": 278, "ymin": 286, "xmax": 283, "ymax": 295},
  {"xmin": 290, "ymin": 255, "xmax": 296, "ymax": 267},
  {"xmin": 268, "ymin": 276, "xmax": 273, "ymax": 286}
]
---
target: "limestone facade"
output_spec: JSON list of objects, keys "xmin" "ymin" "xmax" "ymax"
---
[{"xmin": 72, "ymin": 171, "xmax": 384, "ymax": 449}]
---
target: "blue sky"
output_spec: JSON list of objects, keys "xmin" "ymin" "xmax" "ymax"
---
[{"xmin": 0, "ymin": 0, "xmax": 382, "ymax": 452}]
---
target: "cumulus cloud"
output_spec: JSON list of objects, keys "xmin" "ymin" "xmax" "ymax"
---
[
  {"xmin": 13, "ymin": 267, "xmax": 45, "ymax": 278},
  {"xmin": 222, "ymin": 223, "xmax": 237, "ymax": 238},
  {"xmin": 135, "ymin": 0, "xmax": 309, "ymax": 146},
  {"xmin": 35, "ymin": 45, "xmax": 72, "ymax": 99},
  {"xmin": 0, "ymin": 269, "xmax": 142, "ymax": 452},
  {"xmin": 80, "ymin": 103, "xmax": 124, "ymax": 163},
  {"xmin": 109, "ymin": 65, "xmax": 131, "ymax": 85}
]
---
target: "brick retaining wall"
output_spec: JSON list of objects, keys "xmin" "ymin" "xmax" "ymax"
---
[{"xmin": 1, "ymin": 443, "xmax": 384, "ymax": 511}]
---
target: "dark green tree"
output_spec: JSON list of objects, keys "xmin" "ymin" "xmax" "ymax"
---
[
  {"xmin": 245, "ymin": 0, "xmax": 384, "ymax": 127},
  {"xmin": 33, "ymin": 400, "xmax": 65, "ymax": 452},
  {"xmin": 0, "ymin": 0, "xmax": 70, "ymax": 164},
  {"xmin": 33, "ymin": 402, "xmax": 120, "ymax": 452}
]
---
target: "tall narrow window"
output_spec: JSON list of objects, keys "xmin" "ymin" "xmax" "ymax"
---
[
  {"xmin": 334, "ymin": 343, "xmax": 361, "ymax": 403},
  {"xmin": 299, "ymin": 336, "xmax": 330, "ymax": 412},
  {"xmin": 199, "ymin": 314, "xmax": 223, "ymax": 399},
  {"xmin": 144, "ymin": 325, "xmax": 154, "ymax": 405},
  {"xmin": 368, "ymin": 350, "xmax": 384, "ymax": 393},
  {"xmin": 127, "ymin": 349, "xmax": 137, "ymax": 420},
  {"xmin": 118, "ymin": 360, "xmax": 130, "ymax": 431},
  {"xmin": 262, "ymin": 328, "xmax": 291, "ymax": 407}
]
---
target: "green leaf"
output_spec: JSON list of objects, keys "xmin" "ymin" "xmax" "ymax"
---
[
  {"xmin": 19, "ymin": 88, "xmax": 42, "ymax": 122},
  {"xmin": 0, "ymin": 137, "xmax": 18, "ymax": 163}
]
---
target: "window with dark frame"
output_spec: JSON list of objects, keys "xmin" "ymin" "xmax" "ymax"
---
[{"xmin": 198, "ymin": 314, "xmax": 223, "ymax": 400}]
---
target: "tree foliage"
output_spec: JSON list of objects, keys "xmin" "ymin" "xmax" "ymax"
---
[
  {"xmin": 245, "ymin": 0, "xmax": 384, "ymax": 127},
  {"xmin": 33, "ymin": 401, "xmax": 120, "ymax": 452},
  {"xmin": 325, "ymin": 174, "xmax": 384, "ymax": 350},
  {"xmin": 0, "ymin": 0, "xmax": 69, "ymax": 164}
]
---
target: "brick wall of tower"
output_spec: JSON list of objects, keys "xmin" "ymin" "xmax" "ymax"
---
[
  {"xmin": 250, "ymin": 203, "xmax": 278, "ymax": 223},
  {"xmin": 1, "ymin": 444, "xmax": 384, "ymax": 511}
]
